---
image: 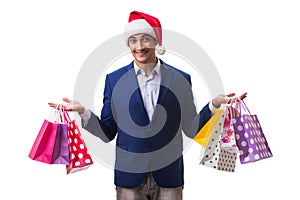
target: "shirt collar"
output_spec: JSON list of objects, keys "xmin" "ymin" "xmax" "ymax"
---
[{"xmin": 134, "ymin": 58, "xmax": 161, "ymax": 76}]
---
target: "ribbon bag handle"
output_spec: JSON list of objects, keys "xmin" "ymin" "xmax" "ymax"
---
[
  {"xmin": 227, "ymin": 92, "xmax": 248, "ymax": 117},
  {"xmin": 234, "ymin": 97, "xmax": 251, "ymax": 115},
  {"xmin": 240, "ymin": 98, "xmax": 251, "ymax": 115},
  {"xmin": 62, "ymin": 106, "xmax": 72, "ymax": 123},
  {"xmin": 47, "ymin": 104, "xmax": 64, "ymax": 123},
  {"xmin": 226, "ymin": 94, "xmax": 238, "ymax": 118}
]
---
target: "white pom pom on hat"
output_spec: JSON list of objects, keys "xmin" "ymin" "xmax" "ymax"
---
[{"xmin": 124, "ymin": 11, "xmax": 165, "ymax": 55}]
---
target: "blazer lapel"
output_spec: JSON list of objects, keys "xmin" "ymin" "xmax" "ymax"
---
[
  {"xmin": 157, "ymin": 62, "xmax": 173, "ymax": 105},
  {"xmin": 124, "ymin": 62, "xmax": 150, "ymax": 123},
  {"xmin": 151, "ymin": 62, "xmax": 174, "ymax": 121}
]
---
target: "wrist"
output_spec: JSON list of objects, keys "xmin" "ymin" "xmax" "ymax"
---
[
  {"xmin": 77, "ymin": 106, "xmax": 85, "ymax": 115},
  {"xmin": 212, "ymin": 99, "xmax": 221, "ymax": 108}
]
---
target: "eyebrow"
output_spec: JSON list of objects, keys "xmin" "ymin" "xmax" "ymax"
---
[{"xmin": 129, "ymin": 34, "xmax": 151, "ymax": 39}]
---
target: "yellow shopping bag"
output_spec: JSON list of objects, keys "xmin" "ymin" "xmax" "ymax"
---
[{"xmin": 194, "ymin": 109, "xmax": 224, "ymax": 147}]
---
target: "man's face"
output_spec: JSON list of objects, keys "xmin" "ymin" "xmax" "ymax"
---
[{"xmin": 128, "ymin": 34, "xmax": 158, "ymax": 64}]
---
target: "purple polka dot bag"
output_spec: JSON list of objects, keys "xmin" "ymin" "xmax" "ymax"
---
[{"xmin": 231, "ymin": 99, "xmax": 273, "ymax": 164}]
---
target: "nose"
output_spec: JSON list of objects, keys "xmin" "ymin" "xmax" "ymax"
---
[{"xmin": 135, "ymin": 40, "xmax": 144, "ymax": 50}]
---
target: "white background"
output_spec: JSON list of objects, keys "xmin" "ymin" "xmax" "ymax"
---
[{"xmin": 1, "ymin": 0, "xmax": 299, "ymax": 199}]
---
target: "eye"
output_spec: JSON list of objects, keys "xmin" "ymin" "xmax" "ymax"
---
[
  {"xmin": 142, "ymin": 37, "xmax": 151, "ymax": 42},
  {"xmin": 129, "ymin": 38, "xmax": 137, "ymax": 44}
]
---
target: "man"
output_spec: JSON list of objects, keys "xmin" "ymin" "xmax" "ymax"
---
[{"xmin": 50, "ymin": 11, "xmax": 229, "ymax": 200}]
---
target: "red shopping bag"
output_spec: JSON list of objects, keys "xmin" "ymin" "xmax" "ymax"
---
[
  {"xmin": 29, "ymin": 107, "xmax": 62, "ymax": 164},
  {"xmin": 63, "ymin": 108, "xmax": 93, "ymax": 174}
]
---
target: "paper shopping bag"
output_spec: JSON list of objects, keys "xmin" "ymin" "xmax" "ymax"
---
[
  {"xmin": 52, "ymin": 123, "xmax": 70, "ymax": 164},
  {"xmin": 199, "ymin": 109, "xmax": 237, "ymax": 172},
  {"xmin": 63, "ymin": 108, "xmax": 93, "ymax": 174},
  {"xmin": 220, "ymin": 106, "xmax": 239, "ymax": 153},
  {"xmin": 232, "ymin": 99, "xmax": 273, "ymax": 164},
  {"xmin": 217, "ymin": 149, "xmax": 237, "ymax": 172},
  {"xmin": 29, "ymin": 120, "xmax": 58, "ymax": 164},
  {"xmin": 194, "ymin": 109, "xmax": 224, "ymax": 148},
  {"xmin": 201, "ymin": 139, "xmax": 237, "ymax": 172},
  {"xmin": 29, "ymin": 108, "xmax": 61, "ymax": 164}
]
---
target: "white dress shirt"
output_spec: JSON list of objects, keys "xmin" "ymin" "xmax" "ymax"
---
[{"xmin": 134, "ymin": 60, "xmax": 161, "ymax": 121}]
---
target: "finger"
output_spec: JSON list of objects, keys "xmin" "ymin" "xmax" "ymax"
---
[
  {"xmin": 240, "ymin": 92, "xmax": 247, "ymax": 100},
  {"xmin": 226, "ymin": 93, "xmax": 235, "ymax": 97},
  {"xmin": 63, "ymin": 97, "xmax": 72, "ymax": 103},
  {"xmin": 228, "ymin": 96, "xmax": 239, "ymax": 104},
  {"xmin": 48, "ymin": 102, "xmax": 59, "ymax": 108},
  {"xmin": 225, "ymin": 97, "xmax": 233, "ymax": 104},
  {"xmin": 48, "ymin": 103, "xmax": 64, "ymax": 110}
]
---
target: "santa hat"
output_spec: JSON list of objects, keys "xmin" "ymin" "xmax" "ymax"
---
[{"xmin": 124, "ymin": 11, "xmax": 165, "ymax": 55}]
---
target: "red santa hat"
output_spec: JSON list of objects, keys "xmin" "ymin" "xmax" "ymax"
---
[{"xmin": 124, "ymin": 11, "xmax": 165, "ymax": 55}]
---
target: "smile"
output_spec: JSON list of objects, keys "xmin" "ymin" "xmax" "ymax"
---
[{"xmin": 135, "ymin": 49, "xmax": 149, "ymax": 56}]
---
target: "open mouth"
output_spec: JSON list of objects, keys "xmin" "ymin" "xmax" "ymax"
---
[{"xmin": 135, "ymin": 49, "xmax": 149, "ymax": 57}]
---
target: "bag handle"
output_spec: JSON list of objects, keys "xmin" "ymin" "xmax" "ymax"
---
[
  {"xmin": 47, "ymin": 104, "xmax": 63, "ymax": 123},
  {"xmin": 226, "ymin": 93, "xmax": 249, "ymax": 118},
  {"xmin": 58, "ymin": 104, "xmax": 66, "ymax": 123},
  {"xmin": 226, "ymin": 95, "xmax": 238, "ymax": 118},
  {"xmin": 240, "ymin": 98, "xmax": 251, "ymax": 115},
  {"xmin": 234, "ymin": 97, "xmax": 252, "ymax": 115},
  {"xmin": 62, "ymin": 105, "xmax": 72, "ymax": 122}
]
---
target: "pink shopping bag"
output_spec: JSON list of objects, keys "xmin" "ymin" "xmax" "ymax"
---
[{"xmin": 29, "ymin": 108, "xmax": 61, "ymax": 164}]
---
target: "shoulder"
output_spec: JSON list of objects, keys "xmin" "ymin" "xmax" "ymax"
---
[
  {"xmin": 107, "ymin": 61, "xmax": 133, "ymax": 78},
  {"xmin": 103, "ymin": 61, "xmax": 134, "ymax": 90},
  {"xmin": 160, "ymin": 59, "xmax": 191, "ymax": 82}
]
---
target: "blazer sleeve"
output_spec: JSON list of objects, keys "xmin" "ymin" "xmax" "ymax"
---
[
  {"xmin": 82, "ymin": 75, "xmax": 118, "ymax": 142},
  {"xmin": 181, "ymin": 75, "xmax": 212, "ymax": 139}
]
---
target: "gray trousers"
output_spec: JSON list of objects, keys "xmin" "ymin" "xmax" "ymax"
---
[{"xmin": 116, "ymin": 173, "xmax": 183, "ymax": 200}]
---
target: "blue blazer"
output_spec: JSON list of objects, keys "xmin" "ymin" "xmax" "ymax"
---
[{"xmin": 83, "ymin": 59, "xmax": 211, "ymax": 188}]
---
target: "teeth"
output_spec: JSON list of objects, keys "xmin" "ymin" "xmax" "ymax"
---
[
  {"xmin": 137, "ymin": 52, "xmax": 144, "ymax": 54},
  {"xmin": 136, "ymin": 50, "xmax": 148, "ymax": 55}
]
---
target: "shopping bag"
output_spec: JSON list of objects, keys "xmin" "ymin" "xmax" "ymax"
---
[
  {"xmin": 63, "ymin": 108, "xmax": 93, "ymax": 174},
  {"xmin": 29, "ymin": 107, "xmax": 61, "ymax": 164},
  {"xmin": 232, "ymin": 98, "xmax": 273, "ymax": 164},
  {"xmin": 200, "ymin": 109, "xmax": 237, "ymax": 172},
  {"xmin": 52, "ymin": 123, "xmax": 70, "ymax": 164},
  {"xmin": 220, "ymin": 106, "xmax": 239, "ymax": 153},
  {"xmin": 201, "ymin": 140, "xmax": 237, "ymax": 173},
  {"xmin": 194, "ymin": 109, "xmax": 224, "ymax": 148},
  {"xmin": 217, "ymin": 149, "xmax": 237, "ymax": 172}
]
